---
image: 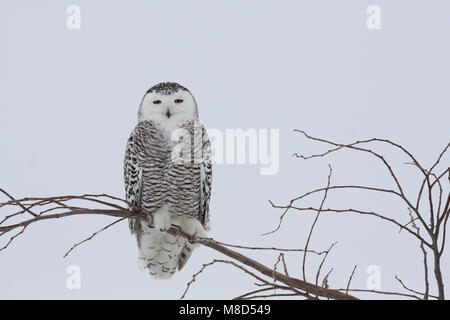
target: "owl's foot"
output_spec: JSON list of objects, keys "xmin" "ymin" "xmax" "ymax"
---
[
  {"xmin": 181, "ymin": 217, "xmax": 207, "ymax": 243},
  {"xmin": 152, "ymin": 206, "xmax": 172, "ymax": 231}
]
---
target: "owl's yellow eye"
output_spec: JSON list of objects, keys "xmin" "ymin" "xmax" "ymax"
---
[
  {"xmin": 174, "ymin": 99, "xmax": 184, "ymax": 104},
  {"xmin": 153, "ymin": 100, "xmax": 162, "ymax": 104}
]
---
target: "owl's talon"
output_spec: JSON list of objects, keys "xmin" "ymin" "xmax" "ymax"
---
[{"xmin": 172, "ymin": 224, "xmax": 182, "ymax": 231}]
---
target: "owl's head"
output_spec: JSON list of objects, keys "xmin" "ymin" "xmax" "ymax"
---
[{"xmin": 138, "ymin": 82, "xmax": 199, "ymax": 124}]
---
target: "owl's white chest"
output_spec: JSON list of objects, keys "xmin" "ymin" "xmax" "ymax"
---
[{"xmin": 157, "ymin": 118, "xmax": 188, "ymax": 143}]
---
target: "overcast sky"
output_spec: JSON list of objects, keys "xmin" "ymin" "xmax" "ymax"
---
[{"xmin": 0, "ymin": 0, "xmax": 449, "ymax": 299}]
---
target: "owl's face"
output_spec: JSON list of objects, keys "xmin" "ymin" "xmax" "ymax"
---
[{"xmin": 138, "ymin": 82, "xmax": 198, "ymax": 126}]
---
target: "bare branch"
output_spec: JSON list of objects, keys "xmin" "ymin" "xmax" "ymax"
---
[
  {"xmin": 302, "ymin": 165, "xmax": 332, "ymax": 296},
  {"xmin": 63, "ymin": 217, "xmax": 126, "ymax": 258},
  {"xmin": 293, "ymin": 130, "xmax": 431, "ymax": 235},
  {"xmin": 315, "ymin": 242, "xmax": 337, "ymax": 298},
  {"xmin": 395, "ymin": 275, "xmax": 438, "ymax": 300},
  {"xmin": 345, "ymin": 265, "xmax": 357, "ymax": 295},
  {"xmin": 269, "ymin": 204, "xmax": 432, "ymax": 248}
]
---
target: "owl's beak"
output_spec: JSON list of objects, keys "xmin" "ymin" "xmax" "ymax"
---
[{"xmin": 166, "ymin": 109, "xmax": 171, "ymax": 118}]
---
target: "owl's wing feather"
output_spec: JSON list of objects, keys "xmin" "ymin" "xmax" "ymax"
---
[
  {"xmin": 200, "ymin": 126, "xmax": 212, "ymax": 230},
  {"xmin": 124, "ymin": 129, "xmax": 143, "ymax": 239}
]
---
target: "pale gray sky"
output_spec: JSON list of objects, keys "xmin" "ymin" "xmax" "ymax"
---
[{"xmin": 0, "ymin": 0, "xmax": 449, "ymax": 299}]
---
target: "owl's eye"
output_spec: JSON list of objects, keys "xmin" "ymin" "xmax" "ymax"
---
[
  {"xmin": 153, "ymin": 100, "xmax": 162, "ymax": 105},
  {"xmin": 174, "ymin": 99, "xmax": 184, "ymax": 104}
]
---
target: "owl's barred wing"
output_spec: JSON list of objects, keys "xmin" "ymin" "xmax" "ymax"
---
[
  {"xmin": 124, "ymin": 129, "xmax": 143, "ymax": 236},
  {"xmin": 200, "ymin": 126, "xmax": 212, "ymax": 230}
]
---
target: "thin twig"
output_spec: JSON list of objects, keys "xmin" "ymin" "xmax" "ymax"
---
[
  {"xmin": 345, "ymin": 265, "xmax": 357, "ymax": 295},
  {"xmin": 63, "ymin": 217, "xmax": 126, "ymax": 258},
  {"xmin": 302, "ymin": 165, "xmax": 332, "ymax": 296}
]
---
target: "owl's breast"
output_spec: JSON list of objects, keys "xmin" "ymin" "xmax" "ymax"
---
[{"xmin": 136, "ymin": 120, "xmax": 201, "ymax": 218}]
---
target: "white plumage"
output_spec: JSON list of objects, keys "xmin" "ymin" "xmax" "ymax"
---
[{"xmin": 124, "ymin": 82, "xmax": 212, "ymax": 279}]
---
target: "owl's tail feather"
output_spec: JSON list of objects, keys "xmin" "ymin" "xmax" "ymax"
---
[
  {"xmin": 178, "ymin": 242, "xmax": 195, "ymax": 271},
  {"xmin": 134, "ymin": 220, "xmax": 190, "ymax": 279}
]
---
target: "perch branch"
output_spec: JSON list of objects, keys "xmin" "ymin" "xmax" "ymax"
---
[{"xmin": 0, "ymin": 191, "xmax": 358, "ymax": 300}]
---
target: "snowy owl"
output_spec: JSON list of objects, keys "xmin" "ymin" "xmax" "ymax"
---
[{"xmin": 124, "ymin": 82, "xmax": 212, "ymax": 279}]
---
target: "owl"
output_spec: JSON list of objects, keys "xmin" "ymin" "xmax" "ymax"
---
[{"xmin": 124, "ymin": 82, "xmax": 212, "ymax": 279}]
